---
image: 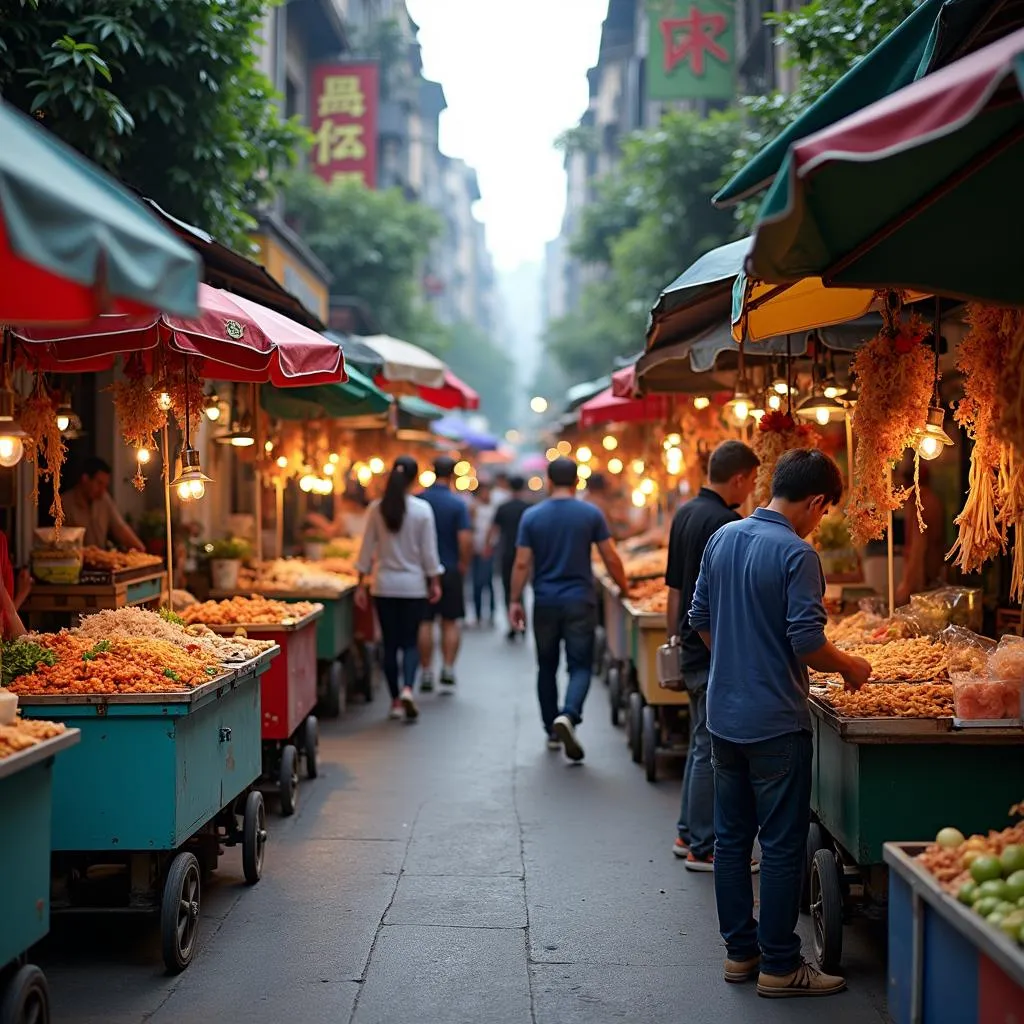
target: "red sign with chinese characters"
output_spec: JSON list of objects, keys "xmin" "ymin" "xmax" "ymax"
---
[{"xmin": 310, "ymin": 63, "xmax": 379, "ymax": 188}]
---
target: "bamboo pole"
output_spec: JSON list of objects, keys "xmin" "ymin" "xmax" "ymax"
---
[
  {"xmin": 162, "ymin": 422, "xmax": 174, "ymax": 607},
  {"xmin": 844, "ymin": 412, "xmax": 855, "ymax": 495},
  {"xmin": 887, "ymin": 508, "xmax": 895, "ymax": 617},
  {"xmin": 253, "ymin": 383, "xmax": 263, "ymax": 573},
  {"xmin": 275, "ymin": 479, "xmax": 284, "ymax": 559}
]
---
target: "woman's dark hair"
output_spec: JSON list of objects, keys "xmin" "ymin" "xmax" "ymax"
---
[
  {"xmin": 771, "ymin": 449, "xmax": 844, "ymax": 506},
  {"xmin": 380, "ymin": 455, "xmax": 418, "ymax": 533}
]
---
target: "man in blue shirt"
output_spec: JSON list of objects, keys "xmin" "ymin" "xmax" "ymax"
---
[
  {"xmin": 510, "ymin": 457, "xmax": 629, "ymax": 762},
  {"xmin": 418, "ymin": 456, "xmax": 473, "ymax": 691},
  {"xmin": 689, "ymin": 449, "xmax": 870, "ymax": 999}
]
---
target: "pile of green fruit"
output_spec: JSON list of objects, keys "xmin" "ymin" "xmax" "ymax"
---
[{"xmin": 954, "ymin": 839, "xmax": 1024, "ymax": 944}]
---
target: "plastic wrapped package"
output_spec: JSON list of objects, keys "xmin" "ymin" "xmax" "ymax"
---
[
  {"xmin": 940, "ymin": 625, "xmax": 997, "ymax": 676},
  {"xmin": 951, "ymin": 673, "xmax": 1022, "ymax": 721}
]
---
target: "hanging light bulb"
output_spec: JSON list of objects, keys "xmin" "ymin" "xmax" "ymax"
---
[
  {"xmin": 329, "ymin": 452, "xmax": 340, "ymax": 464},
  {"xmin": 0, "ymin": 387, "xmax": 27, "ymax": 467},
  {"xmin": 578, "ymin": 464, "xmax": 592, "ymax": 480},
  {"xmin": 215, "ymin": 408, "xmax": 255, "ymax": 447},
  {"xmin": 602, "ymin": 434, "xmax": 618, "ymax": 451},
  {"xmin": 204, "ymin": 391, "xmax": 221, "ymax": 422},
  {"xmin": 136, "ymin": 447, "xmax": 151, "ymax": 464},
  {"xmin": 155, "ymin": 391, "xmax": 172, "ymax": 412},
  {"xmin": 607, "ymin": 457, "xmax": 624, "ymax": 475},
  {"xmin": 767, "ymin": 392, "xmax": 783, "ymax": 412},
  {"xmin": 323, "ymin": 462, "xmax": 336, "ymax": 476},
  {"xmin": 914, "ymin": 406, "xmax": 955, "ymax": 461},
  {"xmin": 693, "ymin": 395, "xmax": 711, "ymax": 411},
  {"xmin": 356, "ymin": 464, "xmax": 373, "ymax": 486},
  {"xmin": 726, "ymin": 381, "xmax": 754, "ymax": 424},
  {"xmin": 795, "ymin": 387, "xmax": 847, "ymax": 425},
  {"xmin": 631, "ymin": 459, "xmax": 645, "ymax": 475},
  {"xmin": 576, "ymin": 445, "xmax": 592, "ymax": 463},
  {"xmin": 55, "ymin": 395, "xmax": 76, "ymax": 433},
  {"xmin": 299, "ymin": 473, "xmax": 316, "ymax": 493},
  {"xmin": 822, "ymin": 378, "xmax": 848, "ymax": 400},
  {"xmin": 264, "ymin": 440, "xmax": 274, "ymax": 454},
  {"xmin": 369, "ymin": 456, "xmax": 385, "ymax": 475},
  {"xmin": 771, "ymin": 376, "xmax": 791, "ymax": 396},
  {"xmin": 639, "ymin": 478, "xmax": 656, "ymax": 496},
  {"xmin": 276, "ymin": 455, "xmax": 288, "ymax": 469},
  {"xmin": 170, "ymin": 445, "xmax": 213, "ymax": 502},
  {"xmin": 631, "ymin": 488, "xmax": 646, "ymax": 508}
]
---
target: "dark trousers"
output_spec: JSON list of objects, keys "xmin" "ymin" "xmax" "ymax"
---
[
  {"xmin": 711, "ymin": 729, "xmax": 813, "ymax": 975},
  {"xmin": 374, "ymin": 596, "xmax": 425, "ymax": 700},
  {"xmin": 532, "ymin": 601, "xmax": 596, "ymax": 734},
  {"xmin": 500, "ymin": 559, "xmax": 515, "ymax": 612},
  {"xmin": 471, "ymin": 554, "xmax": 495, "ymax": 621}
]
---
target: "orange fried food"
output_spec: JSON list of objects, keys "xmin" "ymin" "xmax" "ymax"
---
[{"xmin": 180, "ymin": 595, "xmax": 320, "ymax": 626}]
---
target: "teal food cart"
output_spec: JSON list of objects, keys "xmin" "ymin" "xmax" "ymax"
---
[
  {"xmin": 17, "ymin": 651, "xmax": 275, "ymax": 974},
  {"xmin": 0, "ymin": 729, "xmax": 79, "ymax": 1024}
]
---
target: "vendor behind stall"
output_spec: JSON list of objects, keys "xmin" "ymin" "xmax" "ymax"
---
[{"xmin": 61, "ymin": 457, "xmax": 145, "ymax": 552}]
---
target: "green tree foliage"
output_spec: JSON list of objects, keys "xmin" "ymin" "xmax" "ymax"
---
[
  {"xmin": 729, "ymin": 0, "xmax": 918, "ymax": 227},
  {"xmin": 283, "ymin": 174, "xmax": 443, "ymax": 344},
  {"xmin": 0, "ymin": 0, "xmax": 306, "ymax": 248},
  {"xmin": 442, "ymin": 321, "xmax": 515, "ymax": 433},
  {"xmin": 545, "ymin": 109, "xmax": 744, "ymax": 381}
]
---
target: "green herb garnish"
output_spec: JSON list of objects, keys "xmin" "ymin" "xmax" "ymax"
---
[
  {"xmin": 163, "ymin": 668, "xmax": 180, "ymax": 681},
  {"xmin": 82, "ymin": 640, "xmax": 112, "ymax": 662},
  {"xmin": 1, "ymin": 639, "xmax": 57, "ymax": 687},
  {"xmin": 159, "ymin": 607, "xmax": 186, "ymax": 627}
]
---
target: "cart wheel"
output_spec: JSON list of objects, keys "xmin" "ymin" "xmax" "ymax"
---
[
  {"xmin": 0, "ymin": 963, "xmax": 50, "ymax": 1024},
  {"xmin": 242, "ymin": 790, "xmax": 267, "ymax": 885},
  {"xmin": 161, "ymin": 852, "xmax": 201, "ymax": 974},
  {"xmin": 628, "ymin": 691, "xmax": 644, "ymax": 764},
  {"xmin": 278, "ymin": 744, "xmax": 299, "ymax": 816},
  {"xmin": 810, "ymin": 849, "xmax": 844, "ymax": 973},
  {"xmin": 608, "ymin": 664, "xmax": 621, "ymax": 726},
  {"xmin": 320, "ymin": 661, "xmax": 343, "ymax": 718},
  {"xmin": 303, "ymin": 715, "xmax": 319, "ymax": 780},
  {"xmin": 642, "ymin": 704, "xmax": 658, "ymax": 782},
  {"xmin": 802, "ymin": 822, "xmax": 828, "ymax": 913}
]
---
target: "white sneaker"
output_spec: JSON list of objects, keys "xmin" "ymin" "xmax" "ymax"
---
[
  {"xmin": 552, "ymin": 714, "xmax": 584, "ymax": 762},
  {"xmin": 389, "ymin": 700, "xmax": 403, "ymax": 720},
  {"xmin": 400, "ymin": 686, "xmax": 419, "ymax": 721}
]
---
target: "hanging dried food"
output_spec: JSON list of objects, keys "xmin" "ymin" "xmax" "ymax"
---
[
  {"xmin": 110, "ymin": 358, "xmax": 166, "ymax": 452},
  {"xmin": 164, "ymin": 359, "xmax": 205, "ymax": 436},
  {"xmin": 20, "ymin": 381, "xmax": 67, "ymax": 531},
  {"xmin": 999, "ymin": 315, "xmax": 1024, "ymax": 459},
  {"xmin": 847, "ymin": 303, "xmax": 933, "ymax": 547},
  {"xmin": 751, "ymin": 410, "xmax": 819, "ymax": 507}
]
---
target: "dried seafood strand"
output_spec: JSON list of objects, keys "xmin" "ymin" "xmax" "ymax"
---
[
  {"xmin": 948, "ymin": 446, "xmax": 1004, "ymax": 572},
  {"xmin": 998, "ymin": 448, "xmax": 1024, "ymax": 602},
  {"xmin": 20, "ymin": 381, "xmax": 67, "ymax": 531},
  {"xmin": 168, "ymin": 361, "xmax": 205, "ymax": 435},
  {"xmin": 997, "ymin": 313, "xmax": 1024, "ymax": 459},
  {"xmin": 913, "ymin": 452, "xmax": 925, "ymax": 533},
  {"xmin": 109, "ymin": 374, "xmax": 166, "ymax": 451},
  {"xmin": 751, "ymin": 412, "xmax": 819, "ymax": 508}
]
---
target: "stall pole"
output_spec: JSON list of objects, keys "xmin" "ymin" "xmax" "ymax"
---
[
  {"xmin": 162, "ymin": 422, "xmax": 174, "ymax": 606},
  {"xmin": 253, "ymin": 383, "xmax": 263, "ymax": 573},
  {"xmin": 275, "ymin": 479, "xmax": 284, "ymax": 560},
  {"xmin": 844, "ymin": 412, "xmax": 855, "ymax": 495},
  {"xmin": 887, "ymin": 508, "xmax": 895, "ymax": 616}
]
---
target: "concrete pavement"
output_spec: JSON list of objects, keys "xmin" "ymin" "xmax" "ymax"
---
[{"xmin": 37, "ymin": 628, "xmax": 890, "ymax": 1023}]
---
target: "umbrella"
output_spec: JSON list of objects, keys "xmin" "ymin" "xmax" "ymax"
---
[
  {"xmin": 746, "ymin": 26, "xmax": 1024, "ymax": 306},
  {"xmin": 325, "ymin": 331, "xmax": 384, "ymax": 376},
  {"xmin": 611, "ymin": 364, "xmax": 637, "ymax": 398},
  {"xmin": 0, "ymin": 100, "xmax": 200, "ymax": 323},
  {"xmin": 433, "ymin": 414, "xmax": 497, "ymax": 450},
  {"xmin": 420, "ymin": 370, "xmax": 480, "ymax": 411},
  {"xmin": 564, "ymin": 375, "xmax": 611, "ymax": 412},
  {"xmin": 358, "ymin": 334, "xmax": 446, "ymax": 388},
  {"xmin": 260, "ymin": 364, "xmax": 391, "ymax": 421},
  {"xmin": 13, "ymin": 283, "xmax": 345, "ymax": 386},
  {"xmin": 397, "ymin": 395, "xmax": 446, "ymax": 421},
  {"xmin": 578, "ymin": 387, "xmax": 671, "ymax": 428}
]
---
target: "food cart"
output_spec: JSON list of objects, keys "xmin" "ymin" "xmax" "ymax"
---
[
  {"xmin": 203, "ymin": 608, "xmax": 321, "ymax": 816},
  {"xmin": 21, "ymin": 567, "xmax": 167, "ymax": 628},
  {"xmin": 621, "ymin": 601, "xmax": 688, "ymax": 781},
  {"xmin": 597, "ymin": 573, "xmax": 631, "ymax": 726},
  {"xmin": 0, "ymin": 729, "xmax": 79, "ymax": 1023},
  {"xmin": 17, "ymin": 651, "xmax": 274, "ymax": 974},
  {"xmin": 805, "ymin": 696, "xmax": 1024, "ymax": 974}
]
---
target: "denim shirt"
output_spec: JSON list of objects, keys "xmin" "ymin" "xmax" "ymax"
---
[{"xmin": 689, "ymin": 508, "xmax": 827, "ymax": 744}]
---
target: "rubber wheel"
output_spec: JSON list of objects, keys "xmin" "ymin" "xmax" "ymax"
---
[
  {"xmin": 642, "ymin": 704, "xmax": 658, "ymax": 782},
  {"xmin": 628, "ymin": 691, "xmax": 644, "ymax": 764},
  {"xmin": 810, "ymin": 848, "xmax": 844, "ymax": 972},
  {"xmin": 278, "ymin": 744, "xmax": 299, "ymax": 817},
  {"xmin": 608, "ymin": 664, "xmax": 621, "ymax": 726},
  {"xmin": 242, "ymin": 790, "xmax": 267, "ymax": 885},
  {"xmin": 161, "ymin": 852, "xmax": 201, "ymax": 974},
  {"xmin": 802, "ymin": 822, "xmax": 828, "ymax": 913},
  {"xmin": 319, "ymin": 661, "xmax": 343, "ymax": 718},
  {"xmin": 0, "ymin": 963, "xmax": 50, "ymax": 1024},
  {"xmin": 303, "ymin": 715, "xmax": 319, "ymax": 779}
]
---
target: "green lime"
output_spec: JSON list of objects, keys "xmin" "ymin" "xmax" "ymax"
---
[
  {"xmin": 958, "ymin": 881, "xmax": 980, "ymax": 905},
  {"xmin": 1002, "ymin": 845, "xmax": 1024, "ymax": 876},
  {"xmin": 975, "ymin": 896, "xmax": 1002, "ymax": 917},
  {"xmin": 1006, "ymin": 870, "xmax": 1024, "ymax": 902},
  {"xmin": 996, "ymin": 901, "xmax": 1018, "ymax": 915},
  {"xmin": 1018, "ymin": 922, "xmax": 1024, "ymax": 945},
  {"xmin": 979, "ymin": 879, "xmax": 1012, "ymax": 901},
  {"xmin": 1017, "ymin": 895, "xmax": 1024, "ymax": 909},
  {"xmin": 971, "ymin": 855, "xmax": 1004, "ymax": 884},
  {"xmin": 999, "ymin": 910, "xmax": 1024, "ymax": 938}
]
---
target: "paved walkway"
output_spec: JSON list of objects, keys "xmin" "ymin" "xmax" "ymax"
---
[{"xmin": 39, "ymin": 628, "xmax": 890, "ymax": 1023}]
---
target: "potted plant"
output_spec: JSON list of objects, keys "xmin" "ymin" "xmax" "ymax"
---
[
  {"xmin": 303, "ymin": 530, "xmax": 329, "ymax": 562},
  {"xmin": 206, "ymin": 537, "xmax": 251, "ymax": 591}
]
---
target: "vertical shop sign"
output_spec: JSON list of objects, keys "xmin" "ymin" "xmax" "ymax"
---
[
  {"xmin": 646, "ymin": 0, "xmax": 735, "ymax": 100},
  {"xmin": 311, "ymin": 63, "xmax": 379, "ymax": 187}
]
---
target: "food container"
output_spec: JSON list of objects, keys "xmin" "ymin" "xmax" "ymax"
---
[
  {"xmin": 210, "ymin": 558, "xmax": 241, "ymax": 591},
  {"xmin": 31, "ymin": 526, "xmax": 85, "ymax": 584},
  {"xmin": 0, "ymin": 688, "xmax": 18, "ymax": 724},
  {"xmin": 951, "ymin": 673, "xmax": 1022, "ymax": 728}
]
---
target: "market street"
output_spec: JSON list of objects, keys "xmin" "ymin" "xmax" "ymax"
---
[{"xmin": 37, "ymin": 629, "xmax": 889, "ymax": 1024}]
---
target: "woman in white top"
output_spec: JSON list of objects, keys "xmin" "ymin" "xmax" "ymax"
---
[
  {"xmin": 470, "ymin": 483, "xmax": 497, "ymax": 627},
  {"xmin": 356, "ymin": 456, "xmax": 443, "ymax": 721}
]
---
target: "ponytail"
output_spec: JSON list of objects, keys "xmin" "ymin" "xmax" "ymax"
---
[{"xmin": 380, "ymin": 455, "xmax": 418, "ymax": 533}]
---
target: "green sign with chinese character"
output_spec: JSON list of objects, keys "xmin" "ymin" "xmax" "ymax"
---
[{"xmin": 646, "ymin": 0, "xmax": 735, "ymax": 100}]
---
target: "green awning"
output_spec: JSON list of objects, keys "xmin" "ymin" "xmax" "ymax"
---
[
  {"xmin": 397, "ymin": 395, "xmax": 446, "ymax": 421},
  {"xmin": 564, "ymin": 375, "xmax": 611, "ymax": 411},
  {"xmin": 260, "ymin": 364, "xmax": 391, "ymax": 421},
  {"xmin": 714, "ymin": 0, "xmax": 995, "ymax": 207}
]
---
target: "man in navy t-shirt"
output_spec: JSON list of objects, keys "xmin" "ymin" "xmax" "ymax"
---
[
  {"xmin": 418, "ymin": 456, "xmax": 473, "ymax": 691},
  {"xmin": 510, "ymin": 457, "xmax": 629, "ymax": 762}
]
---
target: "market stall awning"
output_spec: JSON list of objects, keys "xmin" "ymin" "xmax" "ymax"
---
[
  {"xmin": 397, "ymin": 395, "xmax": 446, "ymax": 421},
  {"xmin": 433, "ymin": 414, "xmax": 498, "ymax": 450},
  {"xmin": 1, "ymin": 100, "xmax": 200, "ymax": 324},
  {"xmin": 325, "ymin": 331, "xmax": 384, "ymax": 377},
  {"xmin": 14, "ymin": 283, "xmax": 346, "ymax": 386},
  {"xmin": 713, "ymin": 0, "xmax": 1018, "ymax": 207},
  {"xmin": 359, "ymin": 334, "xmax": 446, "ymax": 388},
  {"xmin": 611, "ymin": 364, "xmax": 637, "ymax": 398},
  {"xmin": 746, "ymin": 27, "xmax": 1024, "ymax": 306},
  {"xmin": 259, "ymin": 364, "xmax": 390, "ymax": 421},
  {"xmin": 420, "ymin": 369, "xmax": 480, "ymax": 411},
  {"xmin": 578, "ymin": 386, "xmax": 671, "ymax": 428},
  {"xmin": 564, "ymin": 375, "xmax": 611, "ymax": 412}
]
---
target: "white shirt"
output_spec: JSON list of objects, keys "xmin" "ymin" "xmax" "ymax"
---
[
  {"xmin": 472, "ymin": 497, "xmax": 497, "ymax": 554},
  {"xmin": 356, "ymin": 496, "xmax": 444, "ymax": 598}
]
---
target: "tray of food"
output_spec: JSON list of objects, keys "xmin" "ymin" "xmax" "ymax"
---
[
  {"xmin": 627, "ymin": 579, "xmax": 668, "ymax": 615},
  {"xmin": 0, "ymin": 718, "xmax": 78, "ymax": 774},
  {"xmin": 180, "ymin": 595, "xmax": 323, "ymax": 632},
  {"xmin": 77, "ymin": 547, "xmax": 165, "ymax": 585},
  {"xmin": 809, "ymin": 686, "xmax": 954, "ymax": 736}
]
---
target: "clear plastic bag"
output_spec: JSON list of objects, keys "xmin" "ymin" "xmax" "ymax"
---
[{"xmin": 940, "ymin": 625, "xmax": 997, "ymax": 677}]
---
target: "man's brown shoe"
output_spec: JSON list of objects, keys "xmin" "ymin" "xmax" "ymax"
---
[
  {"xmin": 757, "ymin": 960, "xmax": 847, "ymax": 998},
  {"xmin": 724, "ymin": 954, "xmax": 761, "ymax": 983}
]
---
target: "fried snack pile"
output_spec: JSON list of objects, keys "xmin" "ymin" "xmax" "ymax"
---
[
  {"xmin": 628, "ymin": 579, "xmax": 668, "ymax": 614},
  {"xmin": 81, "ymin": 547, "xmax": 162, "ymax": 572},
  {"xmin": 181, "ymin": 595, "xmax": 321, "ymax": 626},
  {"xmin": 844, "ymin": 637, "xmax": 948, "ymax": 681},
  {"xmin": 826, "ymin": 611, "xmax": 919, "ymax": 648},
  {"xmin": 0, "ymin": 717, "xmax": 66, "ymax": 759},
  {"xmin": 622, "ymin": 549, "xmax": 668, "ymax": 580},
  {"xmin": 238, "ymin": 559, "xmax": 357, "ymax": 595},
  {"xmin": 7, "ymin": 634, "xmax": 222, "ymax": 696},
  {"xmin": 818, "ymin": 682, "xmax": 953, "ymax": 719}
]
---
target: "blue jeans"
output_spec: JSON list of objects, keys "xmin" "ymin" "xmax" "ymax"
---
[
  {"xmin": 532, "ymin": 601, "xmax": 596, "ymax": 734},
  {"xmin": 711, "ymin": 730, "xmax": 813, "ymax": 976},
  {"xmin": 676, "ymin": 672, "xmax": 714, "ymax": 858},
  {"xmin": 471, "ymin": 554, "xmax": 495, "ymax": 621}
]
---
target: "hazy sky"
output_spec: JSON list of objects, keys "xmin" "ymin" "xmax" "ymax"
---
[{"xmin": 406, "ymin": 0, "xmax": 608, "ymax": 271}]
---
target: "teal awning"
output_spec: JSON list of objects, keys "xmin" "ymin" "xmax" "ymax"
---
[
  {"xmin": 260, "ymin": 364, "xmax": 391, "ymax": 421},
  {"xmin": 397, "ymin": 395, "xmax": 446, "ymax": 421},
  {"xmin": 714, "ymin": 0, "xmax": 997, "ymax": 207}
]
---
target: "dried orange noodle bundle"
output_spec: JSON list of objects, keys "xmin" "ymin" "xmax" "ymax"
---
[
  {"xmin": 20, "ymin": 383, "xmax": 67, "ymax": 531},
  {"xmin": 847, "ymin": 313, "xmax": 933, "ymax": 547},
  {"xmin": 752, "ymin": 411, "xmax": 819, "ymax": 507}
]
